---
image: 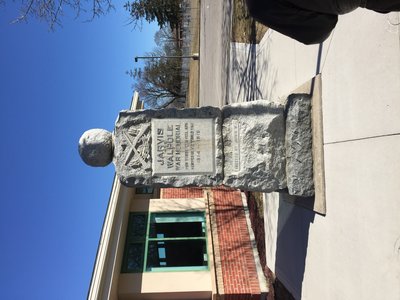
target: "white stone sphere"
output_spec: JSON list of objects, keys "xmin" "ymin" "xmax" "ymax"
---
[{"xmin": 79, "ymin": 129, "xmax": 113, "ymax": 167}]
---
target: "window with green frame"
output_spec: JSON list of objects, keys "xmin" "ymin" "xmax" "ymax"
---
[{"xmin": 121, "ymin": 211, "xmax": 208, "ymax": 273}]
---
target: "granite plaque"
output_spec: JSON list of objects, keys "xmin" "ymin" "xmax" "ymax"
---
[
  {"xmin": 151, "ymin": 118, "xmax": 215, "ymax": 175},
  {"xmin": 109, "ymin": 107, "xmax": 223, "ymax": 187}
]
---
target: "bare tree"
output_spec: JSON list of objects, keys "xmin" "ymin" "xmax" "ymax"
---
[
  {"xmin": 8, "ymin": 0, "xmax": 114, "ymax": 29},
  {"xmin": 130, "ymin": 54, "xmax": 185, "ymax": 108},
  {"xmin": 154, "ymin": 27, "xmax": 175, "ymax": 46},
  {"xmin": 128, "ymin": 28, "xmax": 186, "ymax": 108}
]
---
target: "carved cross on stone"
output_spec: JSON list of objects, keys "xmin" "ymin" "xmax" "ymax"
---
[{"xmin": 121, "ymin": 124, "xmax": 151, "ymax": 168}]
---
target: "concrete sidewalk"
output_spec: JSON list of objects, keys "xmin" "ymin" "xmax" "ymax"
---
[
  {"xmin": 200, "ymin": 4, "xmax": 400, "ymax": 299},
  {"xmin": 259, "ymin": 9, "xmax": 400, "ymax": 300}
]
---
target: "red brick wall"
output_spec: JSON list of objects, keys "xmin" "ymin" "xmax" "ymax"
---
[
  {"xmin": 213, "ymin": 188, "xmax": 261, "ymax": 300},
  {"xmin": 160, "ymin": 187, "xmax": 204, "ymax": 199}
]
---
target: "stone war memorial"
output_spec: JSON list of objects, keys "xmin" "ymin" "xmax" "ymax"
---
[{"xmin": 79, "ymin": 95, "xmax": 315, "ymax": 197}]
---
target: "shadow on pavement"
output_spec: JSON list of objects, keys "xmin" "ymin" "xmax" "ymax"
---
[
  {"xmin": 275, "ymin": 193, "xmax": 315, "ymax": 299},
  {"xmin": 222, "ymin": 0, "xmax": 233, "ymax": 105},
  {"xmin": 229, "ymin": 31, "xmax": 278, "ymax": 103}
]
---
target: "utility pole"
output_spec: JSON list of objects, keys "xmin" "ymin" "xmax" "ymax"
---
[{"xmin": 134, "ymin": 53, "xmax": 199, "ymax": 62}]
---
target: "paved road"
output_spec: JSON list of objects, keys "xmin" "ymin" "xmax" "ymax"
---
[
  {"xmin": 199, "ymin": 0, "xmax": 232, "ymax": 107},
  {"xmin": 199, "ymin": 1, "xmax": 271, "ymax": 106}
]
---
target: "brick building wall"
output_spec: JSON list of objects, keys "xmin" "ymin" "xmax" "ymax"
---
[
  {"xmin": 160, "ymin": 187, "xmax": 262, "ymax": 299},
  {"xmin": 161, "ymin": 187, "xmax": 204, "ymax": 199},
  {"xmin": 212, "ymin": 188, "xmax": 261, "ymax": 300}
]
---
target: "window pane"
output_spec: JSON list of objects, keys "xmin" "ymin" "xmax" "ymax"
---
[
  {"xmin": 124, "ymin": 243, "xmax": 145, "ymax": 272},
  {"xmin": 121, "ymin": 213, "xmax": 148, "ymax": 273},
  {"xmin": 149, "ymin": 212, "xmax": 205, "ymax": 238},
  {"xmin": 146, "ymin": 240, "xmax": 207, "ymax": 271},
  {"xmin": 127, "ymin": 214, "xmax": 148, "ymax": 241},
  {"xmin": 135, "ymin": 187, "xmax": 154, "ymax": 194}
]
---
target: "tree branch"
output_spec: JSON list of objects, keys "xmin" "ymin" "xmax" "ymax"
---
[{"xmin": 11, "ymin": 0, "xmax": 35, "ymax": 24}]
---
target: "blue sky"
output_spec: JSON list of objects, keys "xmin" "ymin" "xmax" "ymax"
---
[{"xmin": 0, "ymin": 3, "xmax": 157, "ymax": 299}]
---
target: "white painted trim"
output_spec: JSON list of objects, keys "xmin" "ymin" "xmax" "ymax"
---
[{"xmin": 87, "ymin": 176, "xmax": 121, "ymax": 300}]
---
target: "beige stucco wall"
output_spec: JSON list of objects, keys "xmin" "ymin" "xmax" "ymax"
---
[
  {"xmin": 149, "ymin": 197, "xmax": 206, "ymax": 212},
  {"xmin": 119, "ymin": 272, "xmax": 212, "ymax": 299},
  {"xmin": 130, "ymin": 197, "xmax": 205, "ymax": 213}
]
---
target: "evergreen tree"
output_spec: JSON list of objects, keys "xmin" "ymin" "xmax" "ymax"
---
[{"xmin": 124, "ymin": 0, "xmax": 182, "ymax": 29}]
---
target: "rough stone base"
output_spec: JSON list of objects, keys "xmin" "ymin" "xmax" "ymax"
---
[
  {"xmin": 222, "ymin": 100, "xmax": 287, "ymax": 192},
  {"xmin": 285, "ymin": 94, "xmax": 314, "ymax": 196}
]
